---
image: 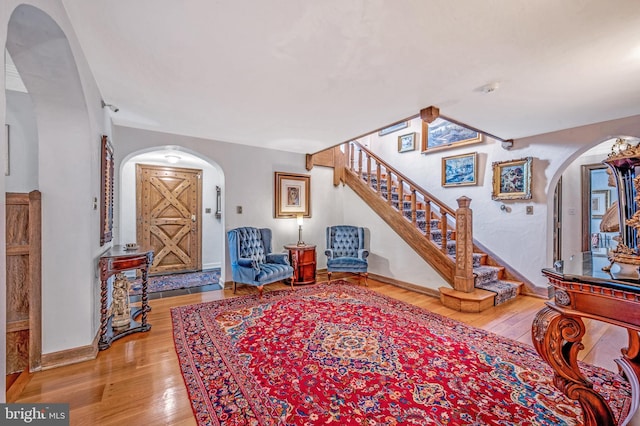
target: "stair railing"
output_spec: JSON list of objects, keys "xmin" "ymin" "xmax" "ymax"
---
[{"xmin": 344, "ymin": 140, "xmax": 474, "ymax": 289}]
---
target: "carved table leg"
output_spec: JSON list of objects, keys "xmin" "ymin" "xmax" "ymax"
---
[
  {"xmin": 98, "ymin": 278, "xmax": 109, "ymax": 350},
  {"xmin": 140, "ymin": 268, "xmax": 149, "ymax": 328},
  {"xmin": 616, "ymin": 330, "xmax": 640, "ymax": 425},
  {"xmin": 532, "ymin": 306, "xmax": 616, "ymax": 426}
]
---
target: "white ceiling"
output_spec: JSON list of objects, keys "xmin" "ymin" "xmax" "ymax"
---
[{"xmin": 58, "ymin": 0, "xmax": 640, "ymax": 154}]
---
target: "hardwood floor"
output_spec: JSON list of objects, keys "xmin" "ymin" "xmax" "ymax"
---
[{"xmin": 12, "ymin": 274, "xmax": 628, "ymax": 425}]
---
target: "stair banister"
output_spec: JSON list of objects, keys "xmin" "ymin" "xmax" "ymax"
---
[
  {"xmin": 344, "ymin": 140, "xmax": 475, "ymax": 289},
  {"xmin": 347, "ymin": 141, "xmax": 456, "ymax": 218}
]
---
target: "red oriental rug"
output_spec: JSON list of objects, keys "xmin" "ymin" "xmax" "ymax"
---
[{"xmin": 171, "ymin": 281, "xmax": 631, "ymax": 425}]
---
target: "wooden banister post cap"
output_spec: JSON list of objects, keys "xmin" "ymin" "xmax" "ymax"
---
[
  {"xmin": 420, "ymin": 106, "xmax": 440, "ymax": 124},
  {"xmin": 456, "ymin": 196, "xmax": 472, "ymax": 208}
]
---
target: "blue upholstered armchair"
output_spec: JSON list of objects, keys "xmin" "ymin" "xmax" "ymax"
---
[
  {"xmin": 227, "ymin": 227, "xmax": 294, "ymax": 295},
  {"xmin": 325, "ymin": 225, "xmax": 369, "ymax": 284}
]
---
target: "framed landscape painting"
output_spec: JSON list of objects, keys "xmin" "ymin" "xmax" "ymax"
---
[
  {"xmin": 378, "ymin": 121, "xmax": 408, "ymax": 136},
  {"xmin": 274, "ymin": 172, "xmax": 311, "ymax": 218},
  {"xmin": 422, "ymin": 117, "xmax": 482, "ymax": 152},
  {"xmin": 397, "ymin": 132, "xmax": 417, "ymax": 153},
  {"xmin": 442, "ymin": 152, "xmax": 478, "ymax": 187},
  {"xmin": 491, "ymin": 157, "xmax": 533, "ymax": 200}
]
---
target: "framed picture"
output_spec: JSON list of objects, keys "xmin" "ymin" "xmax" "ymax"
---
[
  {"xmin": 100, "ymin": 135, "xmax": 114, "ymax": 246},
  {"xmin": 491, "ymin": 157, "xmax": 533, "ymax": 200},
  {"xmin": 422, "ymin": 117, "xmax": 483, "ymax": 152},
  {"xmin": 378, "ymin": 121, "xmax": 408, "ymax": 136},
  {"xmin": 4, "ymin": 124, "xmax": 9, "ymax": 176},
  {"xmin": 591, "ymin": 190, "xmax": 610, "ymax": 218},
  {"xmin": 442, "ymin": 152, "xmax": 478, "ymax": 187},
  {"xmin": 397, "ymin": 132, "xmax": 417, "ymax": 153},
  {"xmin": 274, "ymin": 172, "xmax": 310, "ymax": 218}
]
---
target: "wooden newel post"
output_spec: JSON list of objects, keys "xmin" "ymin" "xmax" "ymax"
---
[{"xmin": 454, "ymin": 196, "xmax": 474, "ymax": 293}]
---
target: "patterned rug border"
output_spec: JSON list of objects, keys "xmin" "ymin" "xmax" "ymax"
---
[
  {"xmin": 130, "ymin": 268, "xmax": 221, "ymax": 295},
  {"xmin": 171, "ymin": 280, "xmax": 631, "ymax": 425}
]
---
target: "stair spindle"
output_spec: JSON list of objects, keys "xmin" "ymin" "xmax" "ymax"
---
[
  {"xmin": 425, "ymin": 201, "xmax": 432, "ymax": 236},
  {"xmin": 349, "ymin": 143, "xmax": 355, "ymax": 172},
  {"xmin": 387, "ymin": 173, "xmax": 393, "ymax": 206},
  {"xmin": 376, "ymin": 163, "xmax": 382, "ymax": 194},
  {"xmin": 411, "ymin": 190, "xmax": 417, "ymax": 225},
  {"xmin": 397, "ymin": 179, "xmax": 404, "ymax": 212},
  {"xmin": 440, "ymin": 212, "xmax": 448, "ymax": 254},
  {"xmin": 366, "ymin": 155, "xmax": 372, "ymax": 188},
  {"xmin": 357, "ymin": 149, "xmax": 363, "ymax": 179}
]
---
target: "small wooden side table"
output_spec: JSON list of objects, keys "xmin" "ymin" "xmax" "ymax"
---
[
  {"xmin": 284, "ymin": 244, "xmax": 316, "ymax": 285},
  {"xmin": 98, "ymin": 246, "xmax": 154, "ymax": 350}
]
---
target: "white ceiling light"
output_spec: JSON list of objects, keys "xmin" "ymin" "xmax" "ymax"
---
[{"xmin": 165, "ymin": 154, "xmax": 181, "ymax": 164}]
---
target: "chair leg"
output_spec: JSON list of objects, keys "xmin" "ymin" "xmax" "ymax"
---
[
  {"xmin": 362, "ymin": 272, "xmax": 368, "ymax": 287},
  {"xmin": 327, "ymin": 271, "xmax": 332, "ymax": 284},
  {"xmin": 258, "ymin": 285, "xmax": 264, "ymax": 299},
  {"xmin": 233, "ymin": 281, "xmax": 237, "ymax": 294}
]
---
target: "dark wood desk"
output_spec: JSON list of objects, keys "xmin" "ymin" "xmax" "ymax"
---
[
  {"xmin": 284, "ymin": 244, "xmax": 316, "ymax": 285},
  {"xmin": 533, "ymin": 253, "xmax": 639, "ymax": 425},
  {"xmin": 98, "ymin": 246, "xmax": 154, "ymax": 350}
]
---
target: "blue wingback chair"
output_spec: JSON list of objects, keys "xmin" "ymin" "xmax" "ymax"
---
[
  {"xmin": 227, "ymin": 227, "xmax": 294, "ymax": 295},
  {"xmin": 325, "ymin": 225, "xmax": 369, "ymax": 284}
]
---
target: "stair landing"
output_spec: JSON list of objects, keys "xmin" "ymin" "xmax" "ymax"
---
[{"xmin": 439, "ymin": 287, "xmax": 496, "ymax": 313}]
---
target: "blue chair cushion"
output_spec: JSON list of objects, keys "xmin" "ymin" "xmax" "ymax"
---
[
  {"xmin": 256, "ymin": 263, "xmax": 294, "ymax": 282},
  {"xmin": 327, "ymin": 257, "xmax": 368, "ymax": 272}
]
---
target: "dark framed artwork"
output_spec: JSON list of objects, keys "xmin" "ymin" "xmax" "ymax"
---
[
  {"xmin": 442, "ymin": 152, "xmax": 478, "ymax": 187},
  {"xmin": 422, "ymin": 117, "xmax": 483, "ymax": 153},
  {"xmin": 274, "ymin": 172, "xmax": 310, "ymax": 218},
  {"xmin": 491, "ymin": 157, "xmax": 533, "ymax": 200},
  {"xmin": 100, "ymin": 135, "xmax": 114, "ymax": 246}
]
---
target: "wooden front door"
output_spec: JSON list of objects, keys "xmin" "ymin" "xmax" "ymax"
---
[{"xmin": 136, "ymin": 164, "xmax": 202, "ymax": 274}]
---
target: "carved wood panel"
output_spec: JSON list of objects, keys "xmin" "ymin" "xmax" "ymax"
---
[
  {"xmin": 5, "ymin": 191, "xmax": 42, "ymax": 376},
  {"xmin": 136, "ymin": 164, "xmax": 202, "ymax": 274}
]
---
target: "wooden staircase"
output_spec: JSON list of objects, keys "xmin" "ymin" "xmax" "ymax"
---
[{"xmin": 307, "ymin": 142, "xmax": 528, "ymax": 312}]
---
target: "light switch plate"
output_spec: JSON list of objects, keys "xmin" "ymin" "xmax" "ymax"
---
[
  {"xmin": 526, "ymin": 206, "xmax": 533, "ymax": 215},
  {"xmin": 237, "ymin": 206, "xmax": 243, "ymax": 214}
]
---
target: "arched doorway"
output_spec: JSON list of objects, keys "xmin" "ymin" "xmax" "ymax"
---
[
  {"xmin": 120, "ymin": 147, "xmax": 225, "ymax": 279},
  {"xmin": 4, "ymin": 3, "xmax": 101, "ymax": 395}
]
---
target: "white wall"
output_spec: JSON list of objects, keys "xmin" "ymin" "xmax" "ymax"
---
[
  {"xmin": 5, "ymin": 90, "xmax": 38, "ymax": 192},
  {"xmin": 366, "ymin": 115, "xmax": 640, "ymax": 289},
  {"xmin": 112, "ymin": 126, "xmax": 346, "ymax": 281},
  {"xmin": 3, "ymin": 1, "xmax": 109, "ymax": 362}
]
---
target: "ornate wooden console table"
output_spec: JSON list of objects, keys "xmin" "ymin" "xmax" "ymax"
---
[
  {"xmin": 533, "ymin": 253, "xmax": 639, "ymax": 425},
  {"xmin": 98, "ymin": 246, "xmax": 154, "ymax": 350}
]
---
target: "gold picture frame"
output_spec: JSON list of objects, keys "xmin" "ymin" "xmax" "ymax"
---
[
  {"xmin": 274, "ymin": 172, "xmax": 310, "ymax": 218},
  {"xmin": 491, "ymin": 157, "xmax": 533, "ymax": 200},
  {"xmin": 442, "ymin": 152, "xmax": 478, "ymax": 187},
  {"xmin": 421, "ymin": 117, "xmax": 483, "ymax": 153},
  {"xmin": 397, "ymin": 132, "xmax": 417, "ymax": 153}
]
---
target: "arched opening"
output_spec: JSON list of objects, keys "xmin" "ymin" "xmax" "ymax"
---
[
  {"xmin": 120, "ymin": 147, "xmax": 226, "ymax": 282},
  {"xmin": 5, "ymin": 4, "xmax": 99, "ymax": 385}
]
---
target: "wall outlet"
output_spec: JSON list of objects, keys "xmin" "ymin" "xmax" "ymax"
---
[
  {"xmin": 237, "ymin": 206, "xmax": 243, "ymax": 214},
  {"xmin": 526, "ymin": 206, "xmax": 533, "ymax": 215},
  {"xmin": 205, "ymin": 207, "xmax": 211, "ymax": 214}
]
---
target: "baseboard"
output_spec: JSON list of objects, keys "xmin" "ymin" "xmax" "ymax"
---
[
  {"xmin": 368, "ymin": 273, "xmax": 441, "ymax": 298},
  {"xmin": 202, "ymin": 262, "xmax": 221, "ymax": 270},
  {"xmin": 41, "ymin": 332, "xmax": 99, "ymax": 370}
]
